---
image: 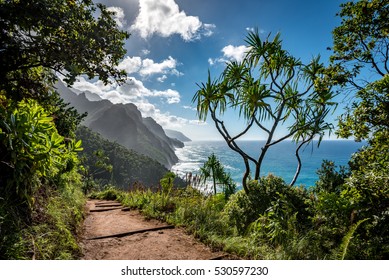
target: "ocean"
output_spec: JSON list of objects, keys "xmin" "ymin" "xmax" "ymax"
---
[{"xmin": 171, "ymin": 140, "xmax": 365, "ymax": 189}]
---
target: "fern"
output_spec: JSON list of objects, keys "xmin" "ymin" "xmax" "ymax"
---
[{"xmin": 338, "ymin": 218, "xmax": 369, "ymax": 260}]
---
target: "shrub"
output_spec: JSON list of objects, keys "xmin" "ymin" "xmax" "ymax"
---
[{"xmin": 223, "ymin": 175, "xmax": 312, "ymax": 235}]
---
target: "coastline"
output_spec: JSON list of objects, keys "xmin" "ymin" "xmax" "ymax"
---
[{"xmin": 171, "ymin": 140, "xmax": 365, "ymax": 188}]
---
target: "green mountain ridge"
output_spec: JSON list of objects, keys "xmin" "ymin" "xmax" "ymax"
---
[
  {"xmin": 76, "ymin": 126, "xmax": 169, "ymax": 189},
  {"xmin": 56, "ymin": 80, "xmax": 185, "ymax": 168}
]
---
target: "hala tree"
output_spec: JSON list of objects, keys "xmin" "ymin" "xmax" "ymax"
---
[
  {"xmin": 199, "ymin": 153, "xmax": 236, "ymax": 198},
  {"xmin": 193, "ymin": 30, "xmax": 335, "ymax": 193}
]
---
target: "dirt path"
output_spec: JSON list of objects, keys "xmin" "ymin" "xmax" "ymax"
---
[{"xmin": 80, "ymin": 199, "xmax": 228, "ymax": 260}]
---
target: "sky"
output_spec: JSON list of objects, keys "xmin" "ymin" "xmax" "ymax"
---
[{"xmin": 71, "ymin": 0, "xmax": 345, "ymax": 140}]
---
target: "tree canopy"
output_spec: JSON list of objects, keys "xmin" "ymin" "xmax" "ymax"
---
[
  {"xmin": 324, "ymin": 0, "xmax": 389, "ymax": 258},
  {"xmin": 194, "ymin": 30, "xmax": 336, "ymax": 192},
  {"xmin": 0, "ymin": 0, "xmax": 129, "ymax": 101}
]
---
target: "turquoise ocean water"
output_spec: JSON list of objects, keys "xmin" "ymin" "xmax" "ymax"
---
[{"xmin": 171, "ymin": 140, "xmax": 365, "ymax": 189}]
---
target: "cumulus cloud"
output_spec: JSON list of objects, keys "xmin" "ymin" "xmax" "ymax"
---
[
  {"xmin": 71, "ymin": 76, "xmax": 186, "ymax": 125},
  {"xmin": 208, "ymin": 45, "xmax": 251, "ymax": 66},
  {"xmin": 131, "ymin": 0, "xmax": 215, "ymax": 41},
  {"xmin": 140, "ymin": 56, "xmax": 182, "ymax": 76},
  {"xmin": 118, "ymin": 55, "xmax": 183, "ymax": 78},
  {"xmin": 117, "ymin": 56, "xmax": 142, "ymax": 74},
  {"xmin": 107, "ymin": 6, "xmax": 127, "ymax": 29},
  {"xmin": 221, "ymin": 45, "xmax": 251, "ymax": 63}
]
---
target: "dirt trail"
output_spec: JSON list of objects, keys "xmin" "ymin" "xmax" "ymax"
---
[{"xmin": 80, "ymin": 199, "xmax": 228, "ymax": 260}]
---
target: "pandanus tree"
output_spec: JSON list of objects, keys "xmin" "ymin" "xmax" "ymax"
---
[
  {"xmin": 199, "ymin": 153, "xmax": 236, "ymax": 197},
  {"xmin": 193, "ymin": 30, "xmax": 336, "ymax": 193}
]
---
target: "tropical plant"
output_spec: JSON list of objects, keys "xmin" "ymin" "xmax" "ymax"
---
[
  {"xmin": 0, "ymin": 99, "xmax": 82, "ymax": 206},
  {"xmin": 0, "ymin": 0, "xmax": 129, "ymax": 259},
  {"xmin": 193, "ymin": 30, "xmax": 336, "ymax": 192},
  {"xmin": 199, "ymin": 153, "xmax": 236, "ymax": 197},
  {"xmin": 315, "ymin": 160, "xmax": 350, "ymax": 193},
  {"xmin": 223, "ymin": 176, "xmax": 311, "ymax": 235},
  {"xmin": 327, "ymin": 0, "xmax": 389, "ymax": 259}
]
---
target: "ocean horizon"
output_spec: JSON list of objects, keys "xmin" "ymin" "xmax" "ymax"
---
[{"xmin": 171, "ymin": 140, "xmax": 365, "ymax": 189}]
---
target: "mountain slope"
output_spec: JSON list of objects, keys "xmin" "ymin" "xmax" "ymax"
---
[
  {"xmin": 165, "ymin": 129, "xmax": 192, "ymax": 142},
  {"xmin": 56, "ymin": 81, "xmax": 183, "ymax": 168},
  {"xmin": 76, "ymin": 126, "xmax": 168, "ymax": 188}
]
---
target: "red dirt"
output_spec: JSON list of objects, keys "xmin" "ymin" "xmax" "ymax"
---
[{"xmin": 79, "ymin": 199, "xmax": 228, "ymax": 260}]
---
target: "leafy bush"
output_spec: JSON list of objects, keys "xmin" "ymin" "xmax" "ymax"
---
[
  {"xmin": 315, "ymin": 160, "xmax": 349, "ymax": 193},
  {"xmin": 0, "ymin": 99, "xmax": 85, "ymax": 259},
  {"xmin": 0, "ymin": 99, "xmax": 82, "ymax": 208},
  {"xmin": 223, "ymin": 175, "xmax": 312, "ymax": 235}
]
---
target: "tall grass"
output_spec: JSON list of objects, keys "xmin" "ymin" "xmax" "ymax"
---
[{"xmin": 0, "ymin": 171, "xmax": 85, "ymax": 259}]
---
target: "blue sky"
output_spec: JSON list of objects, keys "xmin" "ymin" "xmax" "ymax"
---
[{"xmin": 72, "ymin": 0, "xmax": 345, "ymax": 140}]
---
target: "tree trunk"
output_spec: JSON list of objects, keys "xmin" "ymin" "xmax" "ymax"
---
[{"xmin": 290, "ymin": 139, "xmax": 310, "ymax": 186}]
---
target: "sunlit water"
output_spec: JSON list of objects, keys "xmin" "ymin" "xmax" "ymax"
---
[{"xmin": 171, "ymin": 140, "xmax": 365, "ymax": 189}]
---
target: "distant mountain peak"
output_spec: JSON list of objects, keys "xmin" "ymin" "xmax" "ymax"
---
[{"xmin": 164, "ymin": 129, "xmax": 191, "ymax": 142}]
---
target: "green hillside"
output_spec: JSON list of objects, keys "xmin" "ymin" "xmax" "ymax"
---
[{"xmin": 76, "ymin": 126, "xmax": 169, "ymax": 190}]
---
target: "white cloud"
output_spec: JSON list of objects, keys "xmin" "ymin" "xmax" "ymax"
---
[
  {"xmin": 157, "ymin": 75, "xmax": 168, "ymax": 82},
  {"xmin": 140, "ymin": 56, "xmax": 181, "ymax": 76},
  {"xmin": 153, "ymin": 89, "xmax": 180, "ymax": 104},
  {"xmin": 141, "ymin": 49, "xmax": 150, "ymax": 56},
  {"xmin": 183, "ymin": 105, "xmax": 197, "ymax": 111},
  {"xmin": 246, "ymin": 27, "xmax": 266, "ymax": 34},
  {"xmin": 202, "ymin": 23, "xmax": 216, "ymax": 37},
  {"xmin": 117, "ymin": 56, "xmax": 142, "ymax": 74},
  {"xmin": 118, "ymin": 55, "xmax": 183, "ymax": 78},
  {"xmin": 71, "ymin": 76, "xmax": 184, "ymax": 123},
  {"xmin": 131, "ymin": 0, "xmax": 215, "ymax": 41},
  {"xmin": 118, "ymin": 78, "xmax": 181, "ymax": 103},
  {"xmin": 221, "ymin": 45, "xmax": 251, "ymax": 63},
  {"xmin": 107, "ymin": 6, "xmax": 127, "ymax": 29},
  {"xmin": 208, "ymin": 45, "xmax": 251, "ymax": 66}
]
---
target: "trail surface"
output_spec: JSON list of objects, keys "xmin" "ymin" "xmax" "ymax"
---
[{"xmin": 80, "ymin": 199, "xmax": 227, "ymax": 260}]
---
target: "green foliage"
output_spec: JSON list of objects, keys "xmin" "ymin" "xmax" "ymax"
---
[
  {"xmin": 0, "ymin": 99, "xmax": 85, "ymax": 258},
  {"xmin": 0, "ymin": 170, "xmax": 85, "ymax": 259},
  {"xmin": 223, "ymin": 176, "xmax": 312, "ymax": 235},
  {"xmin": 76, "ymin": 126, "xmax": 169, "ymax": 190},
  {"xmin": 24, "ymin": 171, "xmax": 85, "ymax": 259},
  {"xmin": 326, "ymin": 0, "xmax": 389, "ymax": 259},
  {"xmin": 0, "ymin": 0, "xmax": 129, "ymax": 101},
  {"xmin": 0, "ymin": 0, "xmax": 128, "ymax": 259},
  {"xmin": 90, "ymin": 185, "xmax": 124, "ymax": 201},
  {"xmin": 315, "ymin": 160, "xmax": 350, "ymax": 193},
  {"xmin": 330, "ymin": 0, "xmax": 389, "ymax": 83},
  {"xmin": 0, "ymin": 99, "xmax": 81, "ymax": 207},
  {"xmin": 337, "ymin": 218, "xmax": 369, "ymax": 260},
  {"xmin": 193, "ymin": 30, "xmax": 335, "ymax": 191},
  {"xmin": 160, "ymin": 172, "xmax": 175, "ymax": 194},
  {"xmin": 199, "ymin": 153, "xmax": 236, "ymax": 198}
]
